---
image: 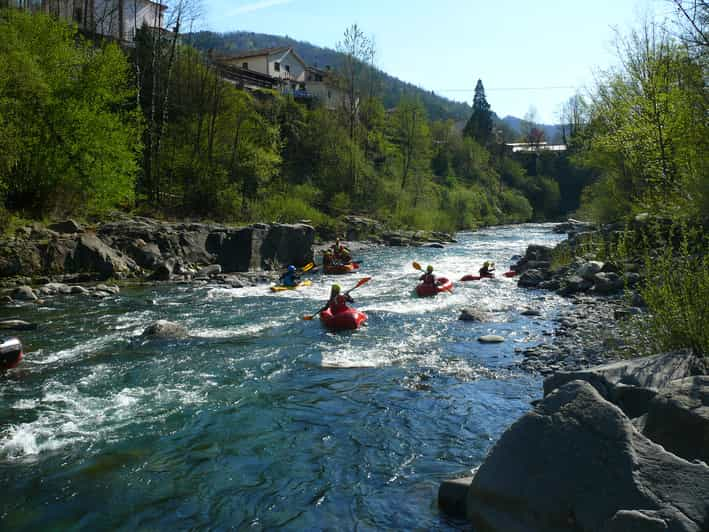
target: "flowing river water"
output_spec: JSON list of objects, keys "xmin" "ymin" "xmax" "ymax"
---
[{"xmin": 0, "ymin": 224, "xmax": 566, "ymax": 530}]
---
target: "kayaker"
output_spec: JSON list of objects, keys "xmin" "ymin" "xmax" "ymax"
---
[
  {"xmin": 328, "ymin": 284, "xmax": 353, "ymax": 313},
  {"xmin": 479, "ymin": 261, "xmax": 496, "ymax": 277},
  {"xmin": 420, "ymin": 265, "xmax": 436, "ymax": 285},
  {"xmin": 279, "ymin": 265, "xmax": 300, "ymax": 287},
  {"xmin": 331, "ymin": 239, "xmax": 352, "ymax": 264}
]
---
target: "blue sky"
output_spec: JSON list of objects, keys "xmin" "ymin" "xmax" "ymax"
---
[{"xmin": 199, "ymin": 0, "xmax": 667, "ymax": 123}]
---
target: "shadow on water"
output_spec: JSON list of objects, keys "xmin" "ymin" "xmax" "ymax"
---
[{"xmin": 0, "ymin": 224, "xmax": 565, "ymax": 530}]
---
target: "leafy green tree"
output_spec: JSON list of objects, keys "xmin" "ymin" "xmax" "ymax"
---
[
  {"xmin": 0, "ymin": 9, "xmax": 142, "ymax": 216},
  {"xmin": 463, "ymin": 79, "xmax": 493, "ymax": 145}
]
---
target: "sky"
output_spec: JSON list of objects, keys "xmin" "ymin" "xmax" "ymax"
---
[{"xmin": 198, "ymin": 0, "xmax": 670, "ymax": 123}]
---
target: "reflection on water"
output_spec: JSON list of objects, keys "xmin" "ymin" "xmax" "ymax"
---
[{"xmin": 0, "ymin": 224, "xmax": 565, "ymax": 530}]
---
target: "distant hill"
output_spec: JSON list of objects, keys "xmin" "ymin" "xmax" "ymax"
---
[
  {"xmin": 187, "ymin": 31, "xmax": 474, "ymax": 123},
  {"xmin": 500, "ymin": 115, "xmax": 563, "ymax": 143}
]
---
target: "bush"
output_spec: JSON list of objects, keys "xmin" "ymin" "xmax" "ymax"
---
[{"xmin": 639, "ymin": 232, "xmax": 709, "ymax": 356}]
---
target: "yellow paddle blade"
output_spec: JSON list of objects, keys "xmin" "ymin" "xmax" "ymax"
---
[{"xmin": 412, "ymin": 261, "xmax": 422, "ymax": 271}]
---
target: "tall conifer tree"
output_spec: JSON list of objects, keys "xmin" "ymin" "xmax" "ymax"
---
[{"xmin": 463, "ymin": 79, "xmax": 493, "ymax": 145}]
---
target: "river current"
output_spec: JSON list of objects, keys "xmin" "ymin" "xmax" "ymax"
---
[{"xmin": 0, "ymin": 224, "xmax": 566, "ymax": 530}]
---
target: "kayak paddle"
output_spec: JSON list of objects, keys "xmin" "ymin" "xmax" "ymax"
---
[
  {"xmin": 302, "ymin": 277, "xmax": 372, "ymax": 321},
  {"xmin": 412, "ymin": 261, "xmax": 422, "ymax": 271},
  {"xmin": 301, "ymin": 262, "xmax": 314, "ymax": 272}
]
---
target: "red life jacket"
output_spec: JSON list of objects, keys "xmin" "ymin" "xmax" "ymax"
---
[{"xmin": 329, "ymin": 294, "xmax": 349, "ymax": 313}]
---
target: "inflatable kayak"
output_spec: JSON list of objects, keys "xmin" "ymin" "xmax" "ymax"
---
[
  {"xmin": 503, "ymin": 271, "xmax": 518, "ymax": 278},
  {"xmin": 270, "ymin": 280, "xmax": 313, "ymax": 292},
  {"xmin": 416, "ymin": 277, "xmax": 453, "ymax": 297},
  {"xmin": 323, "ymin": 262, "xmax": 360, "ymax": 275},
  {"xmin": 460, "ymin": 273, "xmax": 495, "ymax": 282},
  {"xmin": 320, "ymin": 307, "xmax": 367, "ymax": 331},
  {"xmin": 0, "ymin": 337, "xmax": 23, "ymax": 370}
]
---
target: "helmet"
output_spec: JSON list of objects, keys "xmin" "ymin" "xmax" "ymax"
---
[
  {"xmin": 288, "ymin": 265, "xmax": 296, "ymax": 272},
  {"xmin": 483, "ymin": 261, "xmax": 490, "ymax": 267},
  {"xmin": 331, "ymin": 284, "xmax": 341, "ymax": 294},
  {"xmin": 426, "ymin": 265, "xmax": 434, "ymax": 273}
]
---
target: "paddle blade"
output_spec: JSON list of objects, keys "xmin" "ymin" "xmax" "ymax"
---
[
  {"xmin": 301, "ymin": 262, "xmax": 314, "ymax": 272},
  {"xmin": 302, "ymin": 315, "xmax": 316, "ymax": 321},
  {"xmin": 412, "ymin": 261, "xmax": 422, "ymax": 271},
  {"xmin": 351, "ymin": 276, "xmax": 372, "ymax": 291}
]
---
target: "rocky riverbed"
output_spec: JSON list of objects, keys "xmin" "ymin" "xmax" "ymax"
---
[{"xmin": 439, "ymin": 218, "xmax": 709, "ymax": 532}]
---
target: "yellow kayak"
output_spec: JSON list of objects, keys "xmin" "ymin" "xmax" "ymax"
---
[{"xmin": 270, "ymin": 280, "xmax": 313, "ymax": 292}]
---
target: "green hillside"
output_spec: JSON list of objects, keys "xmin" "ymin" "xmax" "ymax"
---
[{"xmin": 188, "ymin": 30, "xmax": 474, "ymax": 122}]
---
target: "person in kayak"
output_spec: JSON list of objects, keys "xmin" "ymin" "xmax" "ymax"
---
[
  {"xmin": 279, "ymin": 265, "xmax": 300, "ymax": 287},
  {"xmin": 328, "ymin": 284, "xmax": 354, "ymax": 313},
  {"xmin": 331, "ymin": 239, "xmax": 352, "ymax": 264},
  {"xmin": 479, "ymin": 261, "xmax": 496, "ymax": 277},
  {"xmin": 420, "ymin": 265, "xmax": 436, "ymax": 285}
]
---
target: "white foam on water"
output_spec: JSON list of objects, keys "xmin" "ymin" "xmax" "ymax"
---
[
  {"xmin": 190, "ymin": 319, "xmax": 283, "ymax": 338},
  {"xmin": 1, "ymin": 380, "xmax": 207, "ymax": 461}
]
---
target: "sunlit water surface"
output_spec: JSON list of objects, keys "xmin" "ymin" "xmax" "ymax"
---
[{"xmin": 0, "ymin": 224, "xmax": 566, "ymax": 530}]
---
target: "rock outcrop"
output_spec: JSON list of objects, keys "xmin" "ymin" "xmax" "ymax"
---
[
  {"xmin": 643, "ymin": 376, "xmax": 709, "ymax": 464},
  {"xmin": 0, "ymin": 217, "xmax": 316, "ymax": 281},
  {"xmin": 465, "ymin": 380, "xmax": 709, "ymax": 532}
]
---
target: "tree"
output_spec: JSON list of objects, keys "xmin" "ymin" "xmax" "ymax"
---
[
  {"xmin": 0, "ymin": 9, "xmax": 141, "ymax": 216},
  {"xmin": 391, "ymin": 96, "xmax": 431, "ymax": 198},
  {"xmin": 463, "ymin": 79, "xmax": 493, "ymax": 145},
  {"xmin": 335, "ymin": 24, "xmax": 375, "ymax": 195}
]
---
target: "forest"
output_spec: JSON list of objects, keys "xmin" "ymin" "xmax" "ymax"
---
[{"xmin": 0, "ymin": 3, "xmax": 706, "ymax": 235}]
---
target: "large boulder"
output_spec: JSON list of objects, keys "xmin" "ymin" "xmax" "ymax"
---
[
  {"xmin": 458, "ymin": 308, "xmax": 489, "ymax": 322},
  {"xmin": 525, "ymin": 244, "xmax": 553, "ymax": 262},
  {"xmin": 557, "ymin": 275, "xmax": 593, "ymax": 296},
  {"xmin": 73, "ymin": 234, "xmax": 137, "ymax": 278},
  {"xmin": 466, "ymin": 380, "xmax": 709, "ymax": 532},
  {"xmin": 593, "ymin": 271, "xmax": 624, "ymax": 294},
  {"xmin": 576, "ymin": 260, "xmax": 604, "ymax": 281},
  {"xmin": 517, "ymin": 269, "xmax": 546, "ymax": 288},
  {"xmin": 643, "ymin": 376, "xmax": 709, "ymax": 464},
  {"xmin": 0, "ymin": 239, "xmax": 42, "ymax": 277},
  {"xmin": 260, "ymin": 223, "xmax": 315, "ymax": 269},
  {"xmin": 544, "ymin": 352, "xmax": 702, "ymax": 419}
]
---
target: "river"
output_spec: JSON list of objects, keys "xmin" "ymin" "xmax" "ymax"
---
[{"xmin": 0, "ymin": 224, "xmax": 566, "ymax": 530}]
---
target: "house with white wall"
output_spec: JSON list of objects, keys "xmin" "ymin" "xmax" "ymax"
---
[{"xmin": 216, "ymin": 47, "xmax": 345, "ymax": 109}]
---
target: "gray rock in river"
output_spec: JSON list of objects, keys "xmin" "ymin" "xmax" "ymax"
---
[
  {"xmin": 643, "ymin": 376, "xmax": 709, "ymax": 464},
  {"xmin": 466, "ymin": 380, "xmax": 709, "ymax": 532},
  {"xmin": 142, "ymin": 320, "xmax": 189, "ymax": 339},
  {"xmin": 12, "ymin": 285, "xmax": 37, "ymax": 301},
  {"xmin": 0, "ymin": 319, "xmax": 37, "ymax": 331},
  {"xmin": 592, "ymin": 271, "xmax": 624, "ymax": 294},
  {"xmin": 478, "ymin": 335, "xmax": 504, "ymax": 343},
  {"xmin": 575, "ymin": 260, "xmax": 604, "ymax": 281},
  {"xmin": 197, "ymin": 264, "xmax": 222, "ymax": 277},
  {"xmin": 517, "ymin": 269, "xmax": 546, "ymax": 288},
  {"xmin": 458, "ymin": 308, "xmax": 488, "ymax": 322}
]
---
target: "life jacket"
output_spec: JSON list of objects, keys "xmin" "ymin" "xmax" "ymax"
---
[
  {"xmin": 329, "ymin": 294, "xmax": 349, "ymax": 313},
  {"xmin": 420, "ymin": 273, "xmax": 436, "ymax": 285},
  {"xmin": 281, "ymin": 272, "xmax": 297, "ymax": 286}
]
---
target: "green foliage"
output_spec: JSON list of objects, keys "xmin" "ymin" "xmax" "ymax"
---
[
  {"xmin": 463, "ymin": 79, "xmax": 493, "ymax": 145},
  {"xmin": 0, "ymin": 9, "xmax": 141, "ymax": 216},
  {"xmin": 574, "ymin": 22, "xmax": 708, "ymax": 225},
  {"xmin": 640, "ymin": 235, "xmax": 709, "ymax": 356}
]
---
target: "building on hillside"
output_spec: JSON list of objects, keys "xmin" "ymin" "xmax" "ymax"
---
[
  {"xmin": 504, "ymin": 142, "xmax": 567, "ymax": 154},
  {"xmin": 3, "ymin": 0, "xmax": 166, "ymax": 44},
  {"xmin": 213, "ymin": 47, "xmax": 345, "ymax": 110}
]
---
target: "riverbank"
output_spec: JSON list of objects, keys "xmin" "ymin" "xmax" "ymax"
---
[{"xmin": 440, "ymin": 219, "xmax": 709, "ymax": 531}]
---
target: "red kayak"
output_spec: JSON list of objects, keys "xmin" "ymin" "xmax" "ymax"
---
[
  {"xmin": 503, "ymin": 271, "xmax": 518, "ymax": 278},
  {"xmin": 416, "ymin": 277, "xmax": 453, "ymax": 297},
  {"xmin": 460, "ymin": 273, "xmax": 495, "ymax": 282},
  {"xmin": 320, "ymin": 307, "xmax": 368, "ymax": 331},
  {"xmin": 324, "ymin": 262, "xmax": 360, "ymax": 275},
  {"xmin": 0, "ymin": 337, "xmax": 23, "ymax": 370}
]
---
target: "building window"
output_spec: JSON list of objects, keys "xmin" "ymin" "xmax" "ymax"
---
[
  {"xmin": 285, "ymin": 65, "xmax": 290, "ymax": 73},
  {"xmin": 274, "ymin": 62, "xmax": 280, "ymax": 72},
  {"xmin": 242, "ymin": 62, "xmax": 248, "ymax": 69}
]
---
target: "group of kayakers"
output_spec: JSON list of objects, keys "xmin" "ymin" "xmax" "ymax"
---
[{"xmin": 273, "ymin": 238, "xmax": 503, "ymax": 331}]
